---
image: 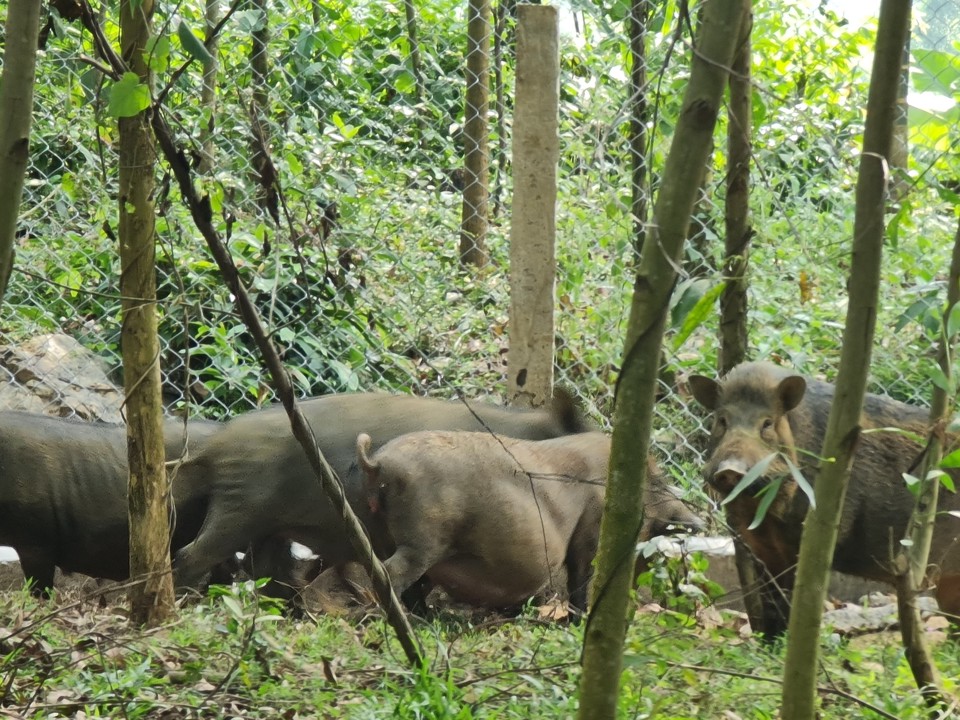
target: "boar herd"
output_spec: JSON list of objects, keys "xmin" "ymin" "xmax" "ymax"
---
[{"xmin": 3, "ymin": 360, "xmax": 960, "ymax": 636}]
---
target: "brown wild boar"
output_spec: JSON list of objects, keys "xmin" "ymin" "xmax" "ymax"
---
[
  {"xmin": 689, "ymin": 361, "xmax": 960, "ymax": 636},
  {"xmin": 171, "ymin": 390, "xmax": 596, "ymax": 594},
  {"xmin": 303, "ymin": 430, "xmax": 701, "ymax": 613}
]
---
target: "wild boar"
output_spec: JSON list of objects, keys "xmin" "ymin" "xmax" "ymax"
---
[
  {"xmin": 300, "ymin": 430, "xmax": 702, "ymax": 613},
  {"xmin": 171, "ymin": 391, "xmax": 596, "ymax": 594},
  {"xmin": 0, "ymin": 413, "xmax": 220, "ymax": 596},
  {"xmin": 689, "ymin": 361, "xmax": 960, "ymax": 636}
]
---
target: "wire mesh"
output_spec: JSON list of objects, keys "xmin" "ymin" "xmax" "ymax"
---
[{"xmin": 2, "ymin": 0, "xmax": 958, "ymax": 522}]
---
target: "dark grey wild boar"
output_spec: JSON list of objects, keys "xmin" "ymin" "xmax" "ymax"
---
[
  {"xmin": 300, "ymin": 430, "xmax": 701, "ymax": 613},
  {"xmin": 689, "ymin": 361, "xmax": 960, "ymax": 636},
  {"xmin": 171, "ymin": 391, "xmax": 596, "ymax": 594},
  {"xmin": 0, "ymin": 412, "xmax": 220, "ymax": 596}
]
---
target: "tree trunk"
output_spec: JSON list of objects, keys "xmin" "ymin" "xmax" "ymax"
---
[
  {"xmin": 780, "ymin": 0, "xmax": 912, "ymax": 716},
  {"xmin": 151, "ymin": 109, "xmax": 423, "ymax": 668},
  {"xmin": 628, "ymin": 0, "xmax": 651, "ymax": 251},
  {"xmin": 507, "ymin": 6, "xmax": 558, "ymax": 409},
  {"xmin": 0, "ymin": 0, "xmax": 42, "ymax": 301},
  {"xmin": 198, "ymin": 0, "xmax": 220, "ymax": 174},
  {"xmin": 459, "ymin": 0, "xmax": 491, "ymax": 267},
  {"xmin": 119, "ymin": 0, "xmax": 174, "ymax": 626},
  {"xmin": 720, "ymin": 1, "xmax": 771, "ymax": 636},
  {"xmin": 249, "ymin": 0, "xmax": 277, "ymax": 223},
  {"xmin": 890, "ymin": 25, "xmax": 911, "ymax": 199},
  {"xmin": 403, "ymin": 0, "xmax": 425, "ymax": 134},
  {"xmin": 895, "ymin": 214, "xmax": 960, "ymax": 708},
  {"xmin": 575, "ymin": 1, "xmax": 747, "ymax": 717},
  {"xmin": 491, "ymin": 0, "xmax": 507, "ymax": 217}
]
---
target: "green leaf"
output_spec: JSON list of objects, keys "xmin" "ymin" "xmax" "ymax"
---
[
  {"xmin": 393, "ymin": 69, "xmax": 417, "ymax": 94},
  {"xmin": 895, "ymin": 296, "xmax": 937, "ymax": 332},
  {"xmin": 939, "ymin": 447, "xmax": 960, "ymax": 469},
  {"xmin": 902, "ymin": 472, "xmax": 921, "ymax": 498},
  {"xmin": 939, "ymin": 472, "xmax": 956, "ymax": 493},
  {"xmin": 234, "ymin": 9, "xmax": 267, "ymax": 33},
  {"xmin": 784, "ymin": 455, "xmax": 815, "ymax": 509},
  {"xmin": 145, "ymin": 34, "xmax": 170, "ymax": 73},
  {"xmin": 748, "ymin": 476, "xmax": 783, "ymax": 530},
  {"xmin": 671, "ymin": 281, "xmax": 726, "ymax": 351},
  {"xmin": 108, "ymin": 73, "xmax": 150, "ymax": 118},
  {"xmin": 929, "ymin": 364, "xmax": 951, "ymax": 393},
  {"xmin": 178, "ymin": 21, "xmax": 213, "ymax": 65},
  {"xmin": 721, "ymin": 452, "xmax": 778, "ymax": 506},
  {"xmin": 947, "ymin": 302, "xmax": 960, "ymax": 340},
  {"xmin": 221, "ymin": 595, "xmax": 244, "ymax": 619}
]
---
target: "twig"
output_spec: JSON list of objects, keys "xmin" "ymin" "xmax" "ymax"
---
[{"xmin": 148, "ymin": 104, "xmax": 423, "ymax": 668}]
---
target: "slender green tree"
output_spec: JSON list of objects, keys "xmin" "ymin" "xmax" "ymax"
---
[
  {"xmin": 894, "ymin": 214, "xmax": 960, "ymax": 707},
  {"xmin": 0, "ymin": 0, "xmax": 42, "ymax": 301},
  {"xmin": 780, "ymin": 0, "xmax": 912, "ymax": 715},
  {"xmin": 460, "ymin": 0, "xmax": 491, "ymax": 267},
  {"xmin": 119, "ymin": 0, "xmax": 175, "ymax": 625},
  {"xmin": 576, "ymin": 1, "xmax": 747, "ymax": 716}
]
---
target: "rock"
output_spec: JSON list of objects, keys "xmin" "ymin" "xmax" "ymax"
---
[{"xmin": 0, "ymin": 333, "xmax": 122, "ymax": 422}]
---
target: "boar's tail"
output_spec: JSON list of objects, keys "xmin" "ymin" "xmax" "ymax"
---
[
  {"xmin": 552, "ymin": 387, "xmax": 593, "ymax": 433},
  {"xmin": 356, "ymin": 432, "xmax": 380, "ymax": 476}
]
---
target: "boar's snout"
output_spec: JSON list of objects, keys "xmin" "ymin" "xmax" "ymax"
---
[{"xmin": 708, "ymin": 457, "xmax": 752, "ymax": 495}]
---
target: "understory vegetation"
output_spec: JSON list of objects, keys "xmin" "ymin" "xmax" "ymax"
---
[
  {"xmin": 0, "ymin": 0, "xmax": 959, "ymax": 715},
  {"xmin": 1, "ymin": 577, "xmax": 956, "ymax": 719}
]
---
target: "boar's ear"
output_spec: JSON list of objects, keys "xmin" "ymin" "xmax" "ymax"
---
[
  {"xmin": 777, "ymin": 376, "xmax": 806, "ymax": 413},
  {"xmin": 356, "ymin": 433, "xmax": 380, "ymax": 476},
  {"xmin": 688, "ymin": 375, "xmax": 721, "ymax": 410}
]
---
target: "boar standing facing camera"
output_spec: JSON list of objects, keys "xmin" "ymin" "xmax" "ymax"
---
[
  {"xmin": 689, "ymin": 361, "xmax": 960, "ymax": 637},
  {"xmin": 339, "ymin": 430, "xmax": 701, "ymax": 613}
]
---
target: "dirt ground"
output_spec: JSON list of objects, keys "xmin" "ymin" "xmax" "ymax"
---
[{"xmin": 0, "ymin": 561, "xmax": 124, "ymax": 599}]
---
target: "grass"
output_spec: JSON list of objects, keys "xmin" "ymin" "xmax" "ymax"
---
[{"xmin": 1, "ymin": 571, "xmax": 957, "ymax": 719}]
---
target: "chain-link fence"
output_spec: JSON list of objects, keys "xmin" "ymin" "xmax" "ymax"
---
[{"xmin": 3, "ymin": 0, "xmax": 959, "ymax": 519}]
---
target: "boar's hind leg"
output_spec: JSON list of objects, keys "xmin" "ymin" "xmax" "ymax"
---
[
  {"xmin": 384, "ymin": 546, "xmax": 438, "ymax": 601},
  {"xmin": 17, "ymin": 546, "xmax": 57, "ymax": 598},
  {"xmin": 565, "ymin": 512, "xmax": 601, "ymax": 614}
]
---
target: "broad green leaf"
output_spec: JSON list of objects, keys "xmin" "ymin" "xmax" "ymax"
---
[
  {"xmin": 894, "ymin": 296, "xmax": 937, "ymax": 332},
  {"xmin": 108, "ymin": 73, "xmax": 150, "ymax": 118},
  {"xmin": 912, "ymin": 49, "xmax": 960, "ymax": 96},
  {"xmin": 671, "ymin": 281, "xmax": 726, "ymax": 351},
  {"xmin": 939, "ymin": 447, "xmax": 960, "ymax": 469},
  {"xmin": 393, "ymin": 69, "xmax": 417, "ymax": 94},
  {"xmin": 145, "ymin": 35, "xmax": 170, "ymax": 73},
  {"xmin": 929, "ymin": 364, "xmax": 951, "ymax": 393},
  {"xmin": 233, "ymin": 9, "xmax": 266, "ymax": 32},
  {"xmin": 178, "ymin": 21, "xmax": 213, "ymax": 65}
]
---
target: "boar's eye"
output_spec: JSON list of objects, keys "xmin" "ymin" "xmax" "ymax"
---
[
  {"xmin": 715, "ymin": 414, "xmax": 727, "ymax": 432},
  {"xmin": 761, "ymin": 418, "xmax": 775, "ymax": 433}
]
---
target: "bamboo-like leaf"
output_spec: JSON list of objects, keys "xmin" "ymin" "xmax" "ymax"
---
[
  {"xmin": 748, "ymin": 477, "xmax": 783, "ymax": 530},
  {"xmin": 720, "ymin": 452, "xmax": 778, "ymax": 506},
  {"xmin": 784, "ymin": 455, "xmax": 815, "ymax": 510}
]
